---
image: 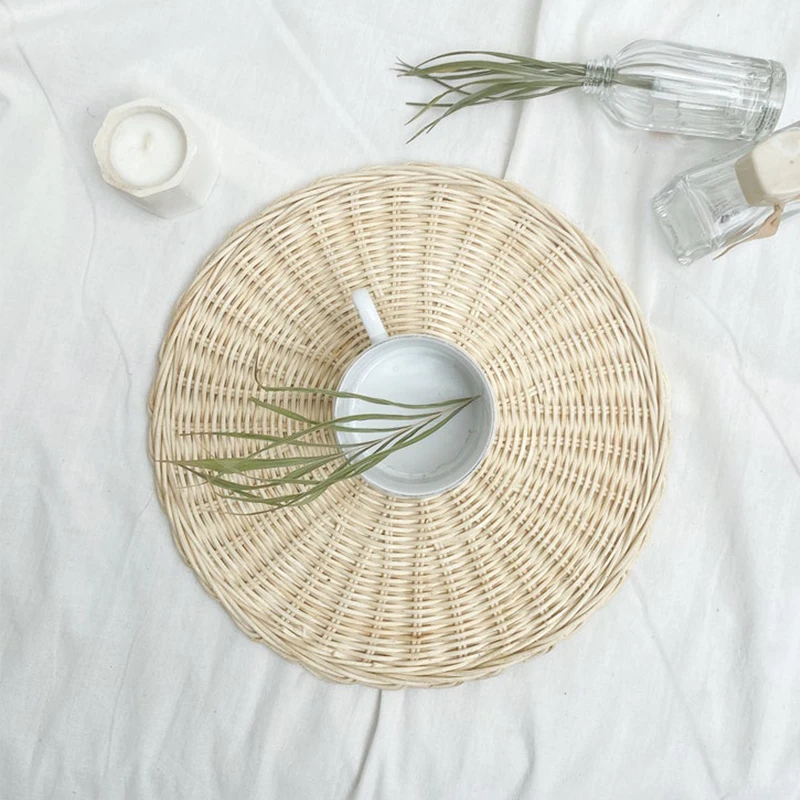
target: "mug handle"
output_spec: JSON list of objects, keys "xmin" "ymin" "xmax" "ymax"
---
[{"xmin": 352, "ymin": 289, "xmax": 388, "ymax": 345}]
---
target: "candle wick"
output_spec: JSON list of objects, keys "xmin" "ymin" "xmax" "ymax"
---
[{"xmin": 143, "ymin": 132, "xmax": 154, "ymax": 153}]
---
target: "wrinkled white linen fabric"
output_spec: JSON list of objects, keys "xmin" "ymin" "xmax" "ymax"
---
[{"xmin": 1, "ymin": 0, "xmax": 798, "ymax": 797}]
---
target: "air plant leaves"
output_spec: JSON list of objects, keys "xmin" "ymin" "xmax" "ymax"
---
[
  {"xmin": 397, "ymin": 50, "xmax": 587, "ymax": 141},
  {"xmin": 254, "ymin": 384, "xmax": 476, "ymax": 409},
  {"xmin": 171, "ymin": 387, "xmax": 478, "ymax": 512}
]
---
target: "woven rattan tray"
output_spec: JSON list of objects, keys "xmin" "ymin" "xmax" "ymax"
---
[{"xmin": 149, "ymin": 164, "xmax": 670, "ymax": 688}]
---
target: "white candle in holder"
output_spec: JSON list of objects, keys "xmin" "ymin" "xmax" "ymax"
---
[{"xmin": 93, "ymin": 99, "xmax": 218, "ymax": 218}]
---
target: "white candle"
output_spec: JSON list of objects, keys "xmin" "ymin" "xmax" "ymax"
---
[
  {"xmin": 93, "ymin": 99, "xmax": 218, "ymax": 218},
  {"xmin": 108, "ymin": 111, "xmax": 187, "ymax": 188}
]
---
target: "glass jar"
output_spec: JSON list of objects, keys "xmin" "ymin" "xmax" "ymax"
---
[{"xmin": 653, "ymin": 121, "xmax": 800, "ymax": 264}]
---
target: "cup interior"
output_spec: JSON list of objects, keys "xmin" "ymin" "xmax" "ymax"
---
[{"xmin": 334, "ymin": 335, "xmax": 494, "ymax": 497}]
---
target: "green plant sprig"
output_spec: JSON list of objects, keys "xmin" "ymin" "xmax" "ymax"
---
[
  {"xmin": 397, "ymin": 49, "xmax": 653, "ymax": 141},
  {"xmin": 172, "ymin": 387, "xmax": 478, "ymax": 512}
]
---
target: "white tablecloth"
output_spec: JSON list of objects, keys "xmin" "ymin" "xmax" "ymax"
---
[{"xmin": 2, "ymin": 1, "xmax": 799, "ymax": 797}]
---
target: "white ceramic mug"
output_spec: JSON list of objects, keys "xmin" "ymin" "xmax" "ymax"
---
[{"xmin": 334, "ymin": 289, "xmax": 495, "ymax": 497}]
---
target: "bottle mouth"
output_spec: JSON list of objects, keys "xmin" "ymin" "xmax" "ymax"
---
[
  {"xmin": 582, "ymin": 57, "xmax": 615, "ymax": 96},
  {"xmin": 753, "ymin": 62, "xmax": 787, "ymax": 139}
]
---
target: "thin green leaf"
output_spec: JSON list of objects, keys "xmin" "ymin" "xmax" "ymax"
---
[
  {"xmin": 248, "ymin": 398, "xmax": 319, "ymax": 424},
  {"xmin": 408, "ymin": 50, "xmax": 584, "ymax": 72},
  {"xmin": 184, "ymin": 431, "xmax": 345, "ymax": 448},
  {"xmin": 255, "ymin": 384, "xmax": 477, "ymax": 409},
  {"xmin": 178, "ymin": 453, "xmax": 342, "ymax": 473}
]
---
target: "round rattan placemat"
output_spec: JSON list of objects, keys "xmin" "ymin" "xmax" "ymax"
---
[{"xmin": 149, "ymin": 164, "xmax": 670, "ymax": 688}]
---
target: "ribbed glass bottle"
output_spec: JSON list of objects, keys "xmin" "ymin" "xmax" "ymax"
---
[{"xmin": 582, "ymin": 40, "xmax": 785, "ymax": 140}]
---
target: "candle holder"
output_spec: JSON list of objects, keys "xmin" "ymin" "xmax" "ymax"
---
[{"xmin": 93, "ymin": 98, "xmax": 219, "ymax": 218}]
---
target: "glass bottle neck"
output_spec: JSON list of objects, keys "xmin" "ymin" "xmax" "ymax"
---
[{"xmin": 582, "ymin": 56, "xmax": 616, "ymax": 96}]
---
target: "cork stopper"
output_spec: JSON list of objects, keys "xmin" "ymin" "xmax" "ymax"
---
[{"xmin": 735, "ymin": 126, "xmax": 800, "ymax": 206}]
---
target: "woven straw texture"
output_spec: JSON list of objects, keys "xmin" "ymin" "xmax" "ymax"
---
[{"xmin": 149, "ymin": 164, "xmax": 670, "ymax": 688}]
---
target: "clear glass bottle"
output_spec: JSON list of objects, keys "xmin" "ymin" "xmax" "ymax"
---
[
  {"xmin": 653, "ymin": 122, "xmax": 800, "ymax": 264},
  {"xmin": 583, "ymin": 40, "xmax": 785, "ymax": 140}
]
